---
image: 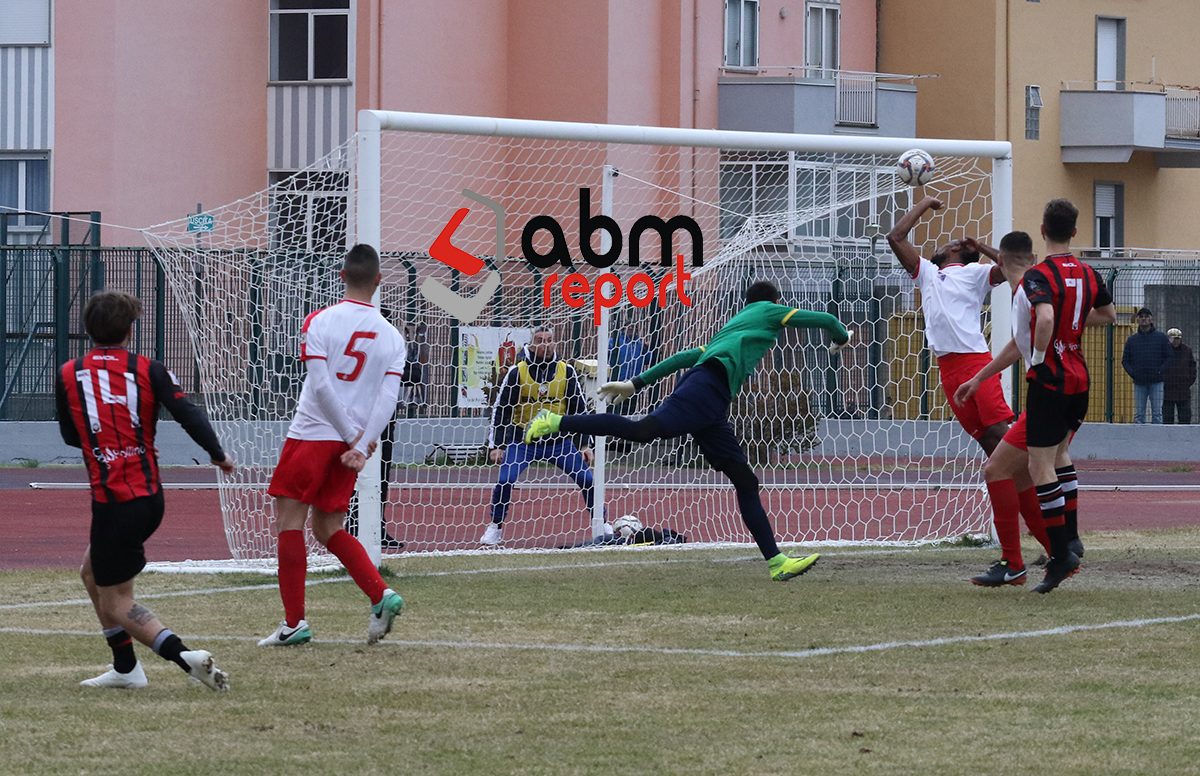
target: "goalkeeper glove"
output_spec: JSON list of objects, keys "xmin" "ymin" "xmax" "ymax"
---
[
  {"xmin": 829, "ymin": 328, "xmax": 855, "ymax": 355},
  {"xmin": 597, "ymin": 380, "xmax": 636, "ymax": 405}
]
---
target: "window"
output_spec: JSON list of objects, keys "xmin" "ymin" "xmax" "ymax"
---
[
  {"xmin": 805, "ymin": 2, "xmax": 840, "ymax": 78},
  {"xmin": 269, "ymin": 170, "xmax": 348, "ymax": 254},
  {"xmin": 270, "ymin": 0, "xmax": 350, "ymax": 82},
  {"xmin": 718, "ymin": 152, "xmax": 908, "ymax": 246},
  {"xmin": 724, "ymin": 0, "xmax": 759, "ymax": 69},
  {"xmin": 0, "ymin": 0, "xmax": 50, "ymax": 45},
  {"xmin": 1096, "ymin": 17, "xmax": 1126, "ymax": 91},
  {"xmin": 0, "ymin": 155, "xmax": 50, "ymax": 234},
  {"xmin": 1094, "ymin": 183, "xmax": 1123, "ymax": 257},
  {"xmin": 1025, "ymin": 85, "xmax": 1043, "ymax": 140}
]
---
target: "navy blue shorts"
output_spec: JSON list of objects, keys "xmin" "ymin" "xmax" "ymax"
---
[{"xmin": 650, "ymin": 365, "xmax": 747, "ymax": 472}]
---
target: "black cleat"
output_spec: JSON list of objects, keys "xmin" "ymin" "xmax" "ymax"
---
[
  {"xmin": 1032, "ymin": 552, "xmax": 1081, "ymax": 594},
  {"xmin": 1067, "ymin": 537, "xmax": 1084, "ymax": 558},
  {"xmin": 971, "ymin": 560, "xmax": 1027, "ymax": 587}
]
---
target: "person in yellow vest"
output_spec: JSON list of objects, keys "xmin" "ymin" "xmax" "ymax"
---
[{"xmin": 480, "ymin": 326, "xmax": 593, "ymax": 545}]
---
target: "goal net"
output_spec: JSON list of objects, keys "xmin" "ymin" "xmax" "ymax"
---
[{"xmin": 143, "ymin": 112, "xmax": 1012, "ymax": 565}]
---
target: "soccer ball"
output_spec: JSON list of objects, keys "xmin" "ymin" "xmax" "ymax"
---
[
  {"xmin": 897, "ymin": 148, "xmax": 935, "ymax": 186},
  {"xmin": 611, "ymin": 515, "xmax": 644, "ymax": 538}
]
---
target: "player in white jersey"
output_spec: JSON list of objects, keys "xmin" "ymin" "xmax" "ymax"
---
[
  {"xmin": 261, "ymin": 244, "xmax": 407, "ymax": 646},
  {"xmin": 956, "ymin": 230, "xmax": 1116, "ymax": 588},
  {"xmin": 887, "ymin": 195, "xmax": 1014, "ymax": 454}
]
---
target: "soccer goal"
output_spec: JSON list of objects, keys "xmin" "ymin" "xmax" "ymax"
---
[{"xmin": 144, "ymin": 111, "xmax": 1012, "ymax": 567}]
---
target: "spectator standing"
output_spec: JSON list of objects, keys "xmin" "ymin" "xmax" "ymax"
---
[
  {"xmin": 1164, "ymin": 328, "xmax": 1196, "ymax": 425},
  {"xmin": 1121, "ymin": 307, "xmax": 1173, "ymax": 424}
]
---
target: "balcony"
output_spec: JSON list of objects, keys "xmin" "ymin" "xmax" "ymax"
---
[
  {"xmin": 1059, "ymin": 81, "xmax": 1200, "ymax": 167},
  {"xmin": 717, "ymin": 68, "xmax": 924, "ymax": 137}
]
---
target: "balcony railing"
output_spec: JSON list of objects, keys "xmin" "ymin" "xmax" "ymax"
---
[
  {"xmin": 720, "ymin": 67, "xmax": 935, "ymax": 128},
  {"xmin": 1062, "ymin": 80, "xmax": 1200, "ymax": 139}
]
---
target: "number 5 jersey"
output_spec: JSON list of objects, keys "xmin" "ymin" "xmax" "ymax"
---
[{"xmin": 287, "ymin": 300, "xmax": 406, "ymax": 443}]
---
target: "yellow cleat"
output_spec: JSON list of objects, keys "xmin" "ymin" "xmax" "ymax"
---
[
  {"xmin": 523, "ymin": 409, "xmax": 561, "ymax": 443},
  {"xmin": 769, "ymin": 552, "xmax": 820, "ymax": 582}
]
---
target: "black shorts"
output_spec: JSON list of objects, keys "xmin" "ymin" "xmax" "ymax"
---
[
  {"xmin": 649, "ymin": 364, "xmax": 748, "ymax": 472},
  {"xmin": 89, "ymin": 490, "xmax": 165, "ymax": 587},
  {"xmin": 1025, "ymin": 382, "xmax": 1088, "ymax": 448}
]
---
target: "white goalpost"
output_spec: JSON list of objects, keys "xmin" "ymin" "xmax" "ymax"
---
[{"xmin": 144, "ymin": 110, "xmax": 1012, "ymax": 568}]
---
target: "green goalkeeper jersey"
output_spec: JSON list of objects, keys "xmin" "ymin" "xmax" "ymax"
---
[{"xmin": 635, "ymin": 302, "xmax": 848, "ymax": 396}]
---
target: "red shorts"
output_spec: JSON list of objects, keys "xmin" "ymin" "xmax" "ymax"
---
[
  {"xmin": 1002, "ymin": 411, "xmax": 1077, "ymax": 452},
  {"xmin": 938, "ymin": 352, "xmax": 1015, "ymax": 440},
  {"xmin": 1003, "ymin": 412, "xmax": 1029, "ymax": 451},
  {"xmin": 267, "ymin": 438, "xmax": 357, "ymax": 515}
]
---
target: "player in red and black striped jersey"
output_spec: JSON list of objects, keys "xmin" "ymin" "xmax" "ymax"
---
[
  {"xmin": 56, "ymin": 290, "xmax": 234, "ymax": 690},
  {"xmin": 1021, "ymin": 199, "xmax": 1116, "ymax": 593}
]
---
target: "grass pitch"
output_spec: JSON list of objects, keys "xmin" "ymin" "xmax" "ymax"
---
[{"xmin": 3, "ymin": 529, "xmax": 1200, "ymax": 776}]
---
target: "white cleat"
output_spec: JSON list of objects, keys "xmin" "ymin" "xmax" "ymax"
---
[
  {"xmin": 367, "ymin": 589, "xmax": 404, "ymax": 645},
  {"xmin": 80, "ymin": 661, "xmax": 148, "ymax": 689},
  {"xmin": 257, "ymin": 619, "xmax": 313, "ymax": 646},
  {"xmin": 181, "ymin": 650, "xmax": 229, "ymax": 691},
  {"xmin": 479, "ymin": 523, "xmax": 503, "ymax": 546}
]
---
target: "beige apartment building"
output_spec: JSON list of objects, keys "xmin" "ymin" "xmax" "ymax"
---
[
  {"xmin": 880, "ymin": 0, "xmax": 1200, "ymax": 423},
  {"xmin": 881, "ymin": 0, "xmax": 1200, "ymax": 252}
]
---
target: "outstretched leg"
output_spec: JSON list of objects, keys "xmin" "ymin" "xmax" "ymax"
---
[
  {"xmin": 558, "ymin": 414, "xmax": 669, "ymax": 444},
  {"xmin": 695, "ymin": 421, "xmax": 819, "ymax": 581}
]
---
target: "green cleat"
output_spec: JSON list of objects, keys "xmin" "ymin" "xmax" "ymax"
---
[
  {"xmin": 769, "ymin": 552, "xmax": 820, "ymax": 582},
  {"xmin": 367, "ymin": 589, "xmax": 404, "ymax": 644},
  {"xmin": 523, "ymin": 409, "xmax": 562, "ymax": 444}
]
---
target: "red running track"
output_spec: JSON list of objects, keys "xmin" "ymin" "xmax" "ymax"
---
[{"xmin": 3, "ymin": 480, "xmax": 1198, "ymax": 570}]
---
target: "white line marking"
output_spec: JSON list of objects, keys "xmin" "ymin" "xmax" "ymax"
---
[
  {"xmin": 0, "ymin": 577, "xmax": 349, "ymax": 610},
  {"xmin": 3, "ymin": 613, "xmax": 1198, "ymax": 659}
]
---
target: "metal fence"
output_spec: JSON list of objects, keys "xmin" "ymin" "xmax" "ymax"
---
[
  {"xmin": 3, "ymin": 246, "xmax": 1199, "ymax": 425},
  {"xmin": 0, "ymin": 246, "xmax": 203, "ymax": 419}
]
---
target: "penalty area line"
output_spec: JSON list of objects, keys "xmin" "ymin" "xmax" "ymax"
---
[{"xmin": 2, "ymin": 613, "xmax": 1198, "ymax": 660}]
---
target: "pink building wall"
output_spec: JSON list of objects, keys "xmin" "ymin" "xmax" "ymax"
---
[
  {"xmin": 54, "ymin": 0, "xmax": 266, "ymax": 238},
  {"xmin": 48, "ymin": 0, "xmax": 879, "ymax": 239}
]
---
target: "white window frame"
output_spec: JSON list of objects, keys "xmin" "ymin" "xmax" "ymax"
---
[
  {"xmin": 1025, "ymin": 85, "xmax": 1043, "ymax": 140},
  {"xmin": 805, "ymin": 1, "xmax": 840, "ymax": 79},
  {"xmin": 0, "ymin": 0, "xmax": 50, "ymax": 46},
  {"xmin": 724, "ymin": 0, "xmax": 760, "ymax": 70},
  {"xmin": 1096, "ymin": 17, "xmax": 1126, "ymax": 92},
  {"xmin": 270, "ymin": 1, "xmax": 352, "ymax": 83},
  {"xmin": 0, "ymin": 153, "xmax": 51, "ymax": 233},
  {"xmin": 1093, "ymin": 182, "xmax": 1123, "ymax": 257},
  {"xmin": 268, "ymin": 170, "xmax": 350, "ymax": 254}
]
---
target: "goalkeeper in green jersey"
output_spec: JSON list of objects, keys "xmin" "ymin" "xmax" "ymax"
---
[{"xmin": 526, "ymin": 281, "xmax": 852, "ymax": 581}]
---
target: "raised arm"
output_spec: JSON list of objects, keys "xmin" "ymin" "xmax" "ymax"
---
[
  {"xmin": 886, "ymin": 196, "xmax": 944, "ymax": 276},
  {"xmin": 961, "ymin": 237, "xmax": 1006, "ymax": 285},
  {"xmin": 598, "ymin": 347, "xmax": 704, "ymax": 405},
  {"xmin": 631, "ymin": 347, "xmax": 705, "ymax": 390},
  {"xmin": 781, "ymin": 308, "xmax": 850, "ymax": 344}
]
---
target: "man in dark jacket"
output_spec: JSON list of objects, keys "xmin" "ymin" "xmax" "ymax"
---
[
  {"xmin": 1122, "ymin": 307, "xmax": 1173, "ymax": 424},
  {"xmin": 1164, "ymin": 328, "xmax": 1196, "ymax": 425},
  {"xmin": 479, "ymin": 326, "xmax": 594, "ymax": 546}
]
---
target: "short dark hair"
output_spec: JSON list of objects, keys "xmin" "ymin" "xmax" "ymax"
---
[
  {"xmin": 343, "ymin": 243, "xmax": 381, "ymax": 289},
  {"xmin": 999, "ymin": 230, "xmax": 1034, "ymax": 256},
  {"xmin": 1042, "ymin": 199, "xmax": 1079, "ymax": 243},
  {"xmin": 745, "ymin": 280, "xmax": 780, "ymax": 305},
  {"xmin": 83, "ymin": 290, "xmax": 142, "ymax": 345}
]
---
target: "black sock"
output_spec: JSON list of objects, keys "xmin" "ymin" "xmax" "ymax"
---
[
  {"xmin": 1036, "ymin": 482, "xmax": 1068, "ymax": 557},
  {"xmin": 734, "ymin": 487, "xmax": 781, "ymax": 560},
  {"xmin": 152, "ymin": 628, "xmax": 192, "ymax": 672},
  {"xmin": 103, "ymin": 627, "xmax": 137, "ymax": 674}
]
